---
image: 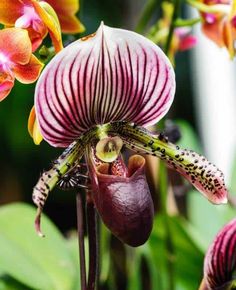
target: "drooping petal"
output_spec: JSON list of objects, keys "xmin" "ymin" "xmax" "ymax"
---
[
  {"xmin": 32, "ymin": 126, "xmax": 99, "ymax": 235},
  {"xmin": 35, "ymin": 23, "xmax": 175, "ymax": 147},
  {"xmin": 202, "ymin": 17, "xmax": 225, "ymax": 47},
  {"xmin": 14, "ymin": 55, "xmax": 43, "ymax": 83},
  {"xmin": 0, "ymin": 28, "xmax": 32, "ymax": 65},
  {"xmin": 28, "ymin": 106, "xmax": 43, "ymax": 145},
  {"xmin": 0, "ymin": 0, "xmax": 23, "ymax": 26},
  {"xmin": 26, "ymin": 26, "xmax": 47, "ymax": 52},
  {"xmin": 222, "ymin": 19, "xmax": 235, "ymax": 58},
  {"xmin": 107, "ymin": 122, "xmax": 228, "ymax": 204},
  {"xmin": 55, "ymin": 14, "xmax": 85, "ymax": 34},
  {"xmin": 88, "ymin": 153, "xmax": 154, "ymax": 247},
  {"xmin": 46, "ymin": 0, "xmax": 85, "ymax": 33},
  {"xmin": 31, "ymin": 0, "xmax": 63, "ymax": 52},
  {"xmin": 203, "ymin": 218, "xmax": 236, "ymax": 289},
  {"xmin": 0, "ymin": 76, "xmax": 14, "ymax": 101}
]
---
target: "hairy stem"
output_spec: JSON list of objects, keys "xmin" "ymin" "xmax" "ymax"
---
[{"xmin": 76, "ymin": 193, "xmax": 87, "ymax": 290}]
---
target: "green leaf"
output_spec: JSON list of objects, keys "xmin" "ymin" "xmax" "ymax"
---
[
  {"xmin": 126, "ymin": 247, "xmax": 142, "ymax": 290},
  {"xmin": 149, "ymin": 214, "xmax": 204, "ymax": 290},
  {"xmin": 65, "ymin": 235, "xmax": 81, "ymax": 290},
  {"xmin": 188, "ymin": 190, "xmax": 236, "ymax": 245},
  {"xmin": 174, "ymin": 18, "xmax": 201, "ymax": 27},
  {"xmin": 175, "ymin": 119, "xmax": 202, "ymax": 154},
  {"xmin": 100, "ymin": 223, "xmax": 111, "ymax": 283},
  {"xmin": 0, "ymin": 276, "xmax": 33, "ymax": 290},
  {"xmin": 0, "ymin": 203, "xmax": 76, "ymax": 290},
  {"xmin": 229, "ymin": 151, "xmax": 236, "ymax": 195}
]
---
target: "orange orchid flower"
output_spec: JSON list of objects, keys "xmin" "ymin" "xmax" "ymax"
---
[
  {"xmin": 189, "ymin": 0, "xmax": 236, "ymax": 58},
  {"xmin": 0, "ymin": 0, "xmax": 83, "ymax": 52},
  {"xmin": 148, "ymin": 2, "xmax": 197, "ymax": 64},
  {"xmin": 46, "ymin": 0, "xmax": 85, "ymax": 34},
  {"xmin": 0, "ymin": 28, "xmax": 43, "ymax": 101}
]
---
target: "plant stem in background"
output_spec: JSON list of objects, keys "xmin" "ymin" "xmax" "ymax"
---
[
  {"xmin": 87, "ymin": 194, "xmax": 98, "ymax": 290},
  {"xmin": 135, "ymin": 0, "xmax": 160, "ymax": 33},
  {"xmin": 164, "ymin": 0, "xmax": 181, "ymax": 55},
  {"xmin": 76, "ymin": 193, "xmax": 87, "ymax": 290}
]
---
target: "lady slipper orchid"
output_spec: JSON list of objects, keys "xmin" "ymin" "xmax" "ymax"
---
[
  {"xmin": 0, "ymin": 28, "xmax": 43, "ymax": 101},
  {"xmin": 88, "ymin": 152, "xmax": 154, "ymax": 247},
  {"xmin": 199, "ymin": 218, "xmax": 236, "ymax": 290},
  {"xmin": 32, "ymin": 23, "xmax": 228, "ymax": 246},
  {"xmin": 0, "ymin": 0, "xmax": 67, "ymax": 52}
]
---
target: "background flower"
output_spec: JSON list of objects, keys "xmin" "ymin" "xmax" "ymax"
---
[
  {"xmin": 0, "ymin": 28, "xmax": 43, "ymax": 101},
  {"xmin": 201, "ymin": 218, "xmax": 236, "ymax": 290}
]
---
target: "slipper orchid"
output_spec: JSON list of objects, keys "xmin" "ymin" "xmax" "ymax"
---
[
  {"xmin": 0, "ymin": 0, "xmax": 67, "ymax": 52},
  {"xmin": 199, "ymin": 218, "xmax": 236, "ymax": 290},
  {"xmin": 0, "ymin": 28, "xmax": 43, "ymax": 101},
  {"xmin": 32, "ymin": 23, "xmax": 228, "ymax": 246},
  {"xmin": 88, "ymin": 153, "xmax": 154, "ymax": 247}
]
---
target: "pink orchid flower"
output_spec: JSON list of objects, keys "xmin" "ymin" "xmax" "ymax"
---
[
  {"xmin": 32, "ymin": 24, "xmax": 228, "ymax": 244},
  {"xmin": 0, "ymin": 28, "xmax": 43, "ymax": 101},
  {"xmin": 0, "ymin": 0, "xmax": 84, "ymax": 52}
]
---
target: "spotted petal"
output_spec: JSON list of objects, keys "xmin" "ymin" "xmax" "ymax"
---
[
  {"xmin": 35, "ymin": 23, "xmax": 175, "ymax": 147},
  {"xmin": 203, "ymin": 218, "xmax": 236, "ymax": 289},
  {"xmin": 107, "ymin": 122, "xmax": 228, "ymax": 204}
]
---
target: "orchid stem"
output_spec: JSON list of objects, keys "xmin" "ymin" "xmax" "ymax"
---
[
  {"xmin": 76, "ymin": 193, "xmax": 87, "ymax": 290},
  {"xmin": 86, "ymin": 195, "xmax": 98, "ymax": 290},
  {"xmin": 164, "ymin": 0, "xmax": 181, "ymax": 55},
  {"xmin": 135, "ymin": 0, "xmax": 160, "ymax": 33}
]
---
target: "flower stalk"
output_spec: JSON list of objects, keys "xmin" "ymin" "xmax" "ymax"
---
[
  {"xmin": 164, "ymin": 0, "xmax": 181, "ymax": 55},
  {"xmin": 76, "ymin": 193, "xmax": 87, "ymax": 290},
  {"xmin": 86, "ymin": 194, "xmax": 99, "ymax": 290}
]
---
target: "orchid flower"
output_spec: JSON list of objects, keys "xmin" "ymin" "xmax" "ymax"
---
[
  {"xmin": 188, "ymin": 0, "xmax": 236, "ymax": 58},
  {"xmin": 0, "ymin": 0, "xmax": 67, "ymax": 52},
  {"xmin": 0, "ymin": 28, "xmax": 43, "ymax": 101},
  {"xmin": 32, "ymin": 23, "xmax": 228, "ymax": 246},
  {"xmin": 199, "ymin": 218, "xmax": 236, "ymax": 290}
]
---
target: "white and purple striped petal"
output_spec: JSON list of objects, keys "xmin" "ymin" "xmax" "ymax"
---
[
  {"xmin": 35, "ymin": 23, "xmax": 175, "ymax": 147},
  {"xmin": 204, "ymin": 218, "xmax": 236, "ymax": 289}
]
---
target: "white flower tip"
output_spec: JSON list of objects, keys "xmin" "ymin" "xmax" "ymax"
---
[{"xmin": 221, "ymin": 196, "xmax": 228, "ymax": 204}]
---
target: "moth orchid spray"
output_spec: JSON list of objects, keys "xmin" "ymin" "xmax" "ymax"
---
[{"xmin": 32, "ymin": 23, "xmax": 228, "ymax": 288}]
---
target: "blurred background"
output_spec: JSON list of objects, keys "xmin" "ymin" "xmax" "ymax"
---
[{"xmin": 0, "ymin": 0, "xmax": 235, "ymax": 290}]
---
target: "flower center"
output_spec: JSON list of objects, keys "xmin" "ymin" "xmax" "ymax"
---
[
  {"xmin": 15, "ymin": 5, "xmax": 43, "ymax": 32},
  {"xmin": 95, "ymin": 136, "xmax": 123, "ymax": 163}
]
